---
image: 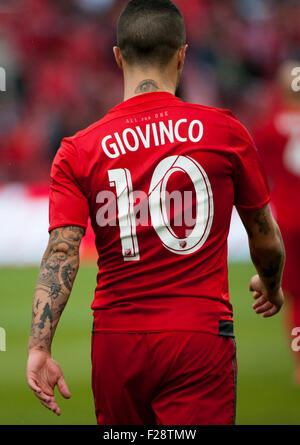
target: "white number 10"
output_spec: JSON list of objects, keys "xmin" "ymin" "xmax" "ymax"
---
[{"xmin": 108, "ymin": 155, "xmax": 214, "ymax": 261}]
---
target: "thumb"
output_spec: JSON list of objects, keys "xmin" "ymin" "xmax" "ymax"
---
[
  {"xmin": 249, "ymin": 274, "xmax": 260, "ymax": 292},
  {"xmin": 249, "ymin": 279, "xmax": 256, "ymax": 292},
  {"xmin": 57, "ymin": 375, "xmax": 71, "ymax": 399}
]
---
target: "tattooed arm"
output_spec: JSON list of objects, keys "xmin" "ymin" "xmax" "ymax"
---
[
  {"xmin": 237, "ymin": 204, "xmax": 285, "ymax": 317},
  {"xmin": 27, "ymin": 226, "xmax": 84, "ymax": 415}
]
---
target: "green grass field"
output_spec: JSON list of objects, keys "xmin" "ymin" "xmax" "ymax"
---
[{"xmin": 0, "ymin": 263, "xmax": 299, "ymax": 425}]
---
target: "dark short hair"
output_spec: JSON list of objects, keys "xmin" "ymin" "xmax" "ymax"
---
[{"xmin": 117, "ymin": 0, "xmax": 186, "ymax": 67}]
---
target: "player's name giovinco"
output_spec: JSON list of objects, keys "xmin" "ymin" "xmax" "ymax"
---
[{"xmin": 101, "ymin": 118, "xmax": 204, "ymax": 158}]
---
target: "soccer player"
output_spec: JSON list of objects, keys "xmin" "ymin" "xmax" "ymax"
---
[
  {"xmin": 26, "ymin": 0, "xmax": 285, "ymax": 425},
  {"xmin": 254, "ymin": 60, "xmax": 300, "ymax": 384}
]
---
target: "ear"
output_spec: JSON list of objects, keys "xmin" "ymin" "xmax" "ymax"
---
[
  {"xmin": 177, "ymin": 44, "xmax": 188, "ymax": 70},
  {"xmin": 113, "ymin": 46, "xmax": 123, "ymax": 70}
]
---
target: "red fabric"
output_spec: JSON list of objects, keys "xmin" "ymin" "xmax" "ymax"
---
[
  {"xmin": 280, "ymin": 226, "xmax": 300, "ymax": 320},
  {"xmin": 49, "ymin": 138, "xmax": 89, "ymax": 231},
  {"xmin": 254, "ymin": 108, "xmax": 300, "ymax": 230},
  {"xmin": 91, "ymin": 331, "xmax": 237, "ymax": 425},
  {"xmin": 254, "ymin": 107, "xmax": 300, "ymax": 368},
  {"xmin": 280, "ymin": 225, "xmax": 300, "ymax": 368},
  {"xmin": 49, "ymin": 92, "xmax": 270, "ymax": 334}
]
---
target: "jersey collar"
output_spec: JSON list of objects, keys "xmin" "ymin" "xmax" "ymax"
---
[{"xmin": 108, "ymin": 91, "xmax": 180, "ymax": 114}]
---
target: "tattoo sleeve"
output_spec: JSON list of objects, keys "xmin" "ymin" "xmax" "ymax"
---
[{"xmin": 28, "ymin": 226, "xmax": 84, "ymax": 354}]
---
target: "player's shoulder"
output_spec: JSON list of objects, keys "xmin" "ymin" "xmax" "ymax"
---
[
  {"xmin": 185, "ymin": 101, "xmax": 253, "ymax": 144},
  {"xmin": 184, "ymin": 101, "xmax": 245, "ymax": 127},
  {"xmin": 63, "ymin": 114, "xmax": 110, "ymax": 146},
  {"xmin": 183, "ymin": 100, "xmax": 232, "ymax": 118}
]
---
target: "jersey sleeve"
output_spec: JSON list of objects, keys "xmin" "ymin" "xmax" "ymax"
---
[
  {"xmin": 48, "ymin": 138, "xmax": 89, "ymax": 232},
  {"xmin": 229, "ymin": 115, "xmax": 271, "ymax": 210}
]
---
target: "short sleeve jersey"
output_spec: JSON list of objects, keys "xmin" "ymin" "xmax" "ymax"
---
[{"xmin": 49, "ymin": 92, "xmax": 270, "ymax": 334}]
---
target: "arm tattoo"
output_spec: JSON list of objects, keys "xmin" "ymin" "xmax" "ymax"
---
[
  {"xmin": 253, "ymin": 208, "xmax": 271, "ymax": 235},
  {"xmin": 134, "ymin": 79, "xmax": 160, "ymax": 94},
  {"xmin": 250, "ymin": 211, "xmax": 285, "ymax": 295},
  {"xmin": 238, "ymin": 205, "xmax": 285, "ymax": 295},
  {"xmin": 261, "ymin": 252, "xmax": 284, "ymax": 291},
  {"xmin": 28, "ymin": 226, "xmax": 84, "ymax": 353}
]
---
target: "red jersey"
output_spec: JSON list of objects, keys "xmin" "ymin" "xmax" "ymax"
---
[
  {"xmin": 49, "ymin": 92, "xmax": 270, "ymax": 335},
  {"xmin": 253, "ymin": 107, "xmax": 300, "ymax": 230}
]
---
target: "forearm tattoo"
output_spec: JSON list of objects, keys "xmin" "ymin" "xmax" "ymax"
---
[
  {"xmin": 250, "ymin": 208, "xmax": 285, "ymax": 294},
  {"xmin": 253, "ymin": 208, "xmax": 271, "ymax": 235},
  {"xmin": 28, "ymin": 226, "xmax": 84, "ymax": 353}
]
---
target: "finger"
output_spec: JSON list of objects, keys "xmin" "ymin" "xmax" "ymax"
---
[
  {"xmin": 252, "ymin": 291, "xmax": 262, "ymax": 300},
  {"xmin": 57, "ymin": 376, "xmax": 71, "ymax": 399},
  {"xmin": 249, "ymin": 281, "xmax": 256, "ymax": 292},
  {"xmin": 33, "ymin": 390, "xmax": 51, "ymax": 403},
  {"xmin": 28, "ymin": 379, "xmax": 52, "ymax": 403},
  {"xmin": 27, "ymin": 377, "xmax": 42, "ymax": 394},
  {"xmin": 40, "ymin": 397, "xmax": 61, "ymax": 416},
  {"xmin": 249, "ymin": 275, "xmax": 259, "ymax": 292},
  {"xmin": 254, "ymin": 301, "xmax": 273, "ymax": 314},
  {"xmin": 39, "ymin": 384, "xmax": 55, "ymax": 397},
  {"xmin": 253, "ymin": 295, "xmax": 267, "ymax": 309},
  {"xmin": 40, "ymin": 401, "xmax": 61, "ymax": 416},
  {"xmin": 263, "ymin": 306, "xmax": 280, "ymax": 318}
]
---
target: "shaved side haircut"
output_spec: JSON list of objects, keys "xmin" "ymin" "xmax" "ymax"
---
[{"xmin": 117, "ymin": 0, "xmax": 186, "ymax": 68}]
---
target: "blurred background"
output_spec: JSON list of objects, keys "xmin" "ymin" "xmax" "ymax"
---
[{"xmin": 0, "ymin": 0, "xmax": 300, "ymax": 425}]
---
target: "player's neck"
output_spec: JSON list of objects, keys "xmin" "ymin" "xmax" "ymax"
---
[{"xmin": 122, "ymin": 68, "xmax": 177, "ymax": 102}]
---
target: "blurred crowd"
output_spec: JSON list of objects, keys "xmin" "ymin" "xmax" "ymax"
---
[{"xmin": 0, "ymin": 0, "xmax": 299, "ymax": 182}]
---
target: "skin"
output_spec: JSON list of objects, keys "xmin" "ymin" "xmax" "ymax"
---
[
  {"xmin": 237, "ymin": 204, "xmax": 285, "ymax": 317},
  {"xmin": 113, "ymin": 44, "xmax": 188, "ymax": 101},
  {"xmin": 27, "ymin": 226, "xmax": 84, "ymax": 415},
  {"xmin": 27, "ymin": 44, "xmax": 285, "ymax": 415}
]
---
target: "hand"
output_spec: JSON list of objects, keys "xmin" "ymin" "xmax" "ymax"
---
[
  {"xmin": 249, "ymin": 274, "xmax": 284, "ymax": 318},
  {"xmin": 26, "ymin": 349, "xmax": 71, "ymax": 416}
]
